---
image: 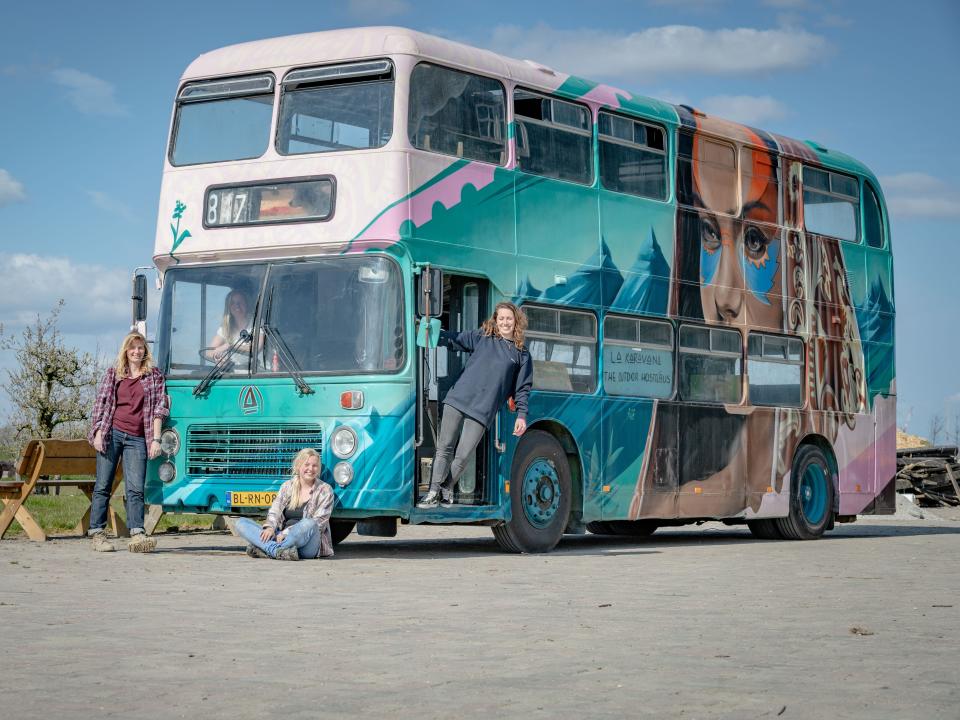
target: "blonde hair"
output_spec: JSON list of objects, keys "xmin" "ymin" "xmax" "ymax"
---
[
  {"xmin": 287, "ymin": 447, "xmax": 321, "ymax": 511},
  {"xmin": 114, "ymin": 332, "xmax": 154, "ymax": 378},
  {"xmin": 481, "ymin": 302, "xmax": 527, "ymax": 350},
  {"xmin": 221, "ymin": 289, "xmax": 249, "ymax": 343}
]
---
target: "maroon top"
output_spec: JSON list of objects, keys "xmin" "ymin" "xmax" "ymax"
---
[{"xmin": 112, "ymin": 377, "xmax": 145, "ymax": 436}]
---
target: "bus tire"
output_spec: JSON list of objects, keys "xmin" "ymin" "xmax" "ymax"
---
[
  {"xmin": 747, "ymin": 519, "xmax": 782, "ymax": 540},
  {"xmin": 330, "ymin": 519, "xmax": 355, "ymax": 546},
  {"xmin": 587, "ymin": 520, "xmax": 657, "ymax": 537},
  {"xmin": 776, "ymin": 444, "xmax": 835, "ymax": 540},
  {"xmin": 492, "ymin": 430, "xmax": 571, "ymax": 554}
]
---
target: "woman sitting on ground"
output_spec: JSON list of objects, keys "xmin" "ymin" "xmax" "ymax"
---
[{"xmin": 233, "ymin": 448, "xmax": 334, "ymax": 560}]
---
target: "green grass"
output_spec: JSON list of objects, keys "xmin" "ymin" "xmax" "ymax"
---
[{"xmin": 3, "ymin": 485, "xmax": 215, "ymax": 537}]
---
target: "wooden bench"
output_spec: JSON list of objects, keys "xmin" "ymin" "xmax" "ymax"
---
[{"xmin": 0, "ymin": 439, "xmax": 127, "ymax": 542}]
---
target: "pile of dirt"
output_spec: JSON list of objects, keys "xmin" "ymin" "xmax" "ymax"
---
[{"xmin": 897, "ymin": 429, "xmax": 929, "ymax": 449}]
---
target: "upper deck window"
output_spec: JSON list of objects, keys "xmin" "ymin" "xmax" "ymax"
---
[
  {"xmin": 277, "ymin": 60, "xmax": 394, "ymax": 155},
  {"xmin": 514, "ymin": 89, "xmax": 592, "ymax": 185},
  {"xmin": 803, "ymin": 166, "xmax": 860, "ymax": 242},
  {"xmin": 598, "ymin": 111, "xmax": 667, "ymax": 199},
  {"xmin": 408, "ymin": 63, "xmax": 506, "ymax": 165},
  {"xmin": 171, "ymin": 74, "xmax": 275, "ymax": 167}
]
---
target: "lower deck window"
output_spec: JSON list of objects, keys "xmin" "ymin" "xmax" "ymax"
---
[
  {"xmin": 748, "ymin": 333, "xmax": 804, "ymax": 407},
  {"xmin": 525, "ymin": 305, "xmax": 597, "ymax": 393},
  {"xmin": 678, "ymin": 325, "xmax": 742, "ymax": 404}
]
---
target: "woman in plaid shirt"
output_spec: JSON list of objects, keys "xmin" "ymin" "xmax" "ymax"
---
[
  {"xmin": 87, "ymin": 331, "xmax": 169, "ymax": 553},
  {"xmin": 231, "ymin": 448, "xmax": 335, "ymax": 560}
]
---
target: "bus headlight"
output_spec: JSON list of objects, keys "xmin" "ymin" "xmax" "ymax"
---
[
  {"xmin": 330, "ymin": 427, "xmax": 358, "ymax": 458},
  {"xmin": 159, "ymin": 428, "xmax": 180, "ymax": 456},
  {"xmin": 158, "ymin": 461, "xmax": 177, "ymax": 483},
  {"xmin": 332, "ymin": 462, "xmax": 354, "ymax": 487}
]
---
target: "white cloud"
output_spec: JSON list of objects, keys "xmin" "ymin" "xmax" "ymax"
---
[
  {"xmin": 879, "ymin": 173, "xmax": 960, "ymax": 219},
  {"xmin": 50, "ymin": 68, "xmax": 127, "ymax": 116},
  {"xmin": 347, "ymin": 0, "xmax": 410, "ymax": 18},
  {"xmin": 86, "ymin": 190, "xmax": 138, "ymax": 223},
  {"xmin": 698, "ymin": 94, "xmax": 788, "ymax": 125},
  {"xmin": 0, "ymin": 169, "xmax": 26, "ymax": 207},
  {"xmin": 0, "ymin": 254, "xmax": 130, "ymax": 335},
  {"xmin": 487, "ymin": 23, "xmax": 828, "ymax": 79}
]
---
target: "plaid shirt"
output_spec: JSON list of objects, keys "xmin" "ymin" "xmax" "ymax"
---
[
  {"xmin": 88, "ymin": 367, "xmax": 169, "ymax": 447},
  {"xmin": 264, "ymin": 478, "xmax": 335, "ymax": 558}
]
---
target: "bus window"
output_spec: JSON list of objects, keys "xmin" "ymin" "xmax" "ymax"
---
[
  {"xmin": 678, "ymin": 325, "xmax": 742, "ymax": 404},
  {"xmin": 525, "ymin": 305, "xmax": 597, "ymax": 393},
  {"xmin": 863, "ymin": 181, "xmax": 886, "ymax": 249},
  {"xmin": 598, "ymin": 111, "xmax": 667, "ymax": 200},
  {"xmin": 171, "ymin": 74, "xmax": 275, "ymax": 167},
  {"xmin": 277, "ymin": 60, "xmax": 394, "ymax": 155},
  {"xmin": 803, "ymin": 166, "xmax": 859, "ymax": 241},
  {"xmin": 602, "ymin": 315, "xmax": 673, "ymax": 398},
  {"xmin": 514, "ymin": 89, "xmax": 592, "ymax": 185},
  {"xmin": 747, "ymin": 333, "xmax": 803, "ymax": 407},
  {"xmin": 408, "ymin": 63, "xmax": 505, "ymax": 165}
]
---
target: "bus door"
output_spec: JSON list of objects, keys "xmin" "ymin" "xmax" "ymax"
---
[{"xmin": 418, "ymin": 276, "xmax": 490, "ymax": 505}]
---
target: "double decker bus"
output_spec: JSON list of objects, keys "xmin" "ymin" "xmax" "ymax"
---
[{"xmin": 144, "ymin": 27, "xmax": 896, "ymax": 552}]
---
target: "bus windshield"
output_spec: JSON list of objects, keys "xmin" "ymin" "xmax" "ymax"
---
[{"xmin": 156, "ymin": 257, "xmax": 405, "ymax": 377}]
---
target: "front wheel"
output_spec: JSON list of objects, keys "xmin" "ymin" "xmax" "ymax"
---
[
  {"xmin": 330, "ymin": 519, "xmax": 355, "ymax": 546},
  {"xmin": 492, "ymin": 430, "xmax": 572, "ymax": 553},
  {"xmin": 776, "ymin": 444, "xmax": 835, "ymax": 540}
]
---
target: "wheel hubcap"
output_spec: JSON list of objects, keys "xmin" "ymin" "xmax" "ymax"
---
[
  {"xmin": 522, "ymin": 458, "xmax": 561, "ymax": 528},
  {"xmin": 800, "ymin": 463, "xmax": 828, "ymax": 525}
]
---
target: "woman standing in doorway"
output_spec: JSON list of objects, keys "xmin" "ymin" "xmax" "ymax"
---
[
  {"xmin": 88, "ymin": 332, "xmax": 168, "ymax": 552},
  {"xmin": 417, "ymin": 302, "xmax": 533, "ymax": 508}
]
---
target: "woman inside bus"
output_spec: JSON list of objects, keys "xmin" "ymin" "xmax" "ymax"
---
[
  {"xmin": 88, "ymin": 332, "xmax": 168, "ymax": 553},
  {"xmin": 232, "ymin": 448, "xmax": 334, "ymax": 560},
  {"xmin": 417, "ymin": 302, "xmax": 533, "ymax": 508},
  {"xmin": 206, "ymin": 288, "xmax": 253, "ymax": 362}
]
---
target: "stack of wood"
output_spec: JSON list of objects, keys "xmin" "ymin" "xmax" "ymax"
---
[{"xmin": 896, "ymin": 445, "xmax": 960, "ymax": 507}]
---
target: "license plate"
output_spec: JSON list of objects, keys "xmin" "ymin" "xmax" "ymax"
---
[{"xmin": 226, "ymin": 491, "xmax": 277, "ymax": 507}]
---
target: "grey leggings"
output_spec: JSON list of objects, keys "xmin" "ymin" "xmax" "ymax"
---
[{"xmin": 429, "ymin": 404, "xmax": 486, "ymax": 493}]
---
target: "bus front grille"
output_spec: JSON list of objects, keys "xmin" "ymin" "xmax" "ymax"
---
[{"xmin": 186, "ymin": 424, "xmax": 323, "ymax": 477}]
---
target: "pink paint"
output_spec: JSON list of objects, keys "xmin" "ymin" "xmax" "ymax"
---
[{"xmin": 581, "ymin": 84, "xmax": 630, "ymax": 108}]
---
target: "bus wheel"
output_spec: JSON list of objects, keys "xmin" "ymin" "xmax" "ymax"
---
[
  {"xmin": 330, "ymin": 520, "xmax": 355, "ymax": 546},
  {"xmin": 747, "ymin": 519, "xmax": 782, "ymax": 540},
  {"xmin": 776, "ymin": 445, "xmax": 835, "ymax": 540},
  {"xmin": 492, "ymin": 430, "xmax": 571, "ymax": 553},
  {"xmin": 587, "ymin": 520, "xmax": 657, "ymax": 537}
]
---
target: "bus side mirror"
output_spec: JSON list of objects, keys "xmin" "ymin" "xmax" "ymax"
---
[
  {"xmin": 132, "ymin": 273, "xmax": 148, "ymax": 324},
  {"xmin": 416, "ymin": 318, "xmax": 441, "ymax": 349},
  {"xmin": 416, "ymin": 267, "xmax": 443, "ymax": 317}
]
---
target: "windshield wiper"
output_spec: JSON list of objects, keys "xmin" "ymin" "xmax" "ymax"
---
[
  {"xmin": 193, "ymin": 330, "xmax": 251, "ymax": 397},
  {"xmin": 262, "ymin": 324, "xmax": 314, "ymax": 395}
]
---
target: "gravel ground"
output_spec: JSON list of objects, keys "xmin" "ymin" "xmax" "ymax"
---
[{"xmin": 1, "ymin": 516, "xmax": 958, "ymax": 720}]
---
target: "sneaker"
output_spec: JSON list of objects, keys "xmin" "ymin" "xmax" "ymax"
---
[
  {"xmin": 416, "ymin": 489, "xmax": 440, "ymax": 509},
  {"xmin": 90, "ymin": 531, "xmax": 115, "ymax": 553},
  {"xmin": 276, "ymin": 546, "xmax": 300, "ymax": 561},
  {"xmin": 246, "ymin": 545, "xmax": 269, "ymax": 559},
  {"xmin": 440, "ymin": 489, "xmax": 455, "ymax": 507},
  {"xmin": 128, "ymin": 534, "xmax": 157, "ymax": 553}
]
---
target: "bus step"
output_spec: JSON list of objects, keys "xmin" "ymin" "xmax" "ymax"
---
[{"xmin": 357, "ymin": 517, "xmax": 398, "ymax": 537}]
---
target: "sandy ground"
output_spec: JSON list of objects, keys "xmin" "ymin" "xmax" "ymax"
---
[{"xmin": 1, "ymin": 516, "xmax": 958, "ymax": 720}]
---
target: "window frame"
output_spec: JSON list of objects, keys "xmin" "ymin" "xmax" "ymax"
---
[
  {"xmin": 602, "ymin": 313, "xmax": 675, "ymax": 399},
  {"xmin": 407, "ymin": 61, "xmax": 507, "ymax": 167},
  {"xmin": 746, "ymin": 331, "xmax": 805, "ymax": 408},
  {"xmin": 862, "ymin": 179, "xmax": 887, "ymax": 250},
  {"xmin": 802, "ymin": 165, "xmax": 861, "ymax": 243},
  {"xmin": 513, "ymin": 86, "xmax": 594, "ymax": 186},
  {"xmin": 597, "ymin": 109, "xmax": 668, "ymax": 201},
  {"xmin": 677, "ymin": 323, "xmax": 744, "ymax": 405},
  {"xmin": 523, "ymin": 303, "xmax": 598, "ymax": 394}
]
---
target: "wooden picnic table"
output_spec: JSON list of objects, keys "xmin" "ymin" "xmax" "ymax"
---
[{"xmin": 0, "ymin": 439, "xmax": 127, "ymax": 542}]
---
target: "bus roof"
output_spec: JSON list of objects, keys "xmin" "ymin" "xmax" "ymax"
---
[{"xmin": 181, "ymin": 26, "xmax": 877, "ymax": 182}]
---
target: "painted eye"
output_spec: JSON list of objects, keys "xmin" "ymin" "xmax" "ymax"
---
[
  {"xmin": 700, "ymin": 218, "xmax": 721, "ymax": 252},
  {"xmin": 744, "ymin": 226, "xmax": 769, "ymax": 259}
]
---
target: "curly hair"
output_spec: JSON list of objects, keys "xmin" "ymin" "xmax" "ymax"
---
[{"xmin": 481, "ymin": 302, "xmax": 527, "ymax": 350}]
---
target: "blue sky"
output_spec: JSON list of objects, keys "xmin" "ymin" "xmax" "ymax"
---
[{"xmin": 1, "ymin": 0, "xmax": 958, "ymax": 439}]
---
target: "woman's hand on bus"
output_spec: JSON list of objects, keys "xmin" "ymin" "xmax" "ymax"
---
[
  {"xmin": 260, "ymin": 526, "xmax": 275, "ymax": 542},
  {"xmin": 513, "ymin": 418, "xmax": 527, "ymax": 437}
]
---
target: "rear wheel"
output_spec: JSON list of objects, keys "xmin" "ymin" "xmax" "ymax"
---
[
  {"xmin": 492, "ymin": 430, "xmax": 571, "ymax": 553},
  {"xmin": 330, "ymin": 519, "xmax": 355, "ymax": 546},
  {"xmin": 776, "ymin": 444, "xmax": 835, "ymax": 540},
  {"xmin": 747, "ymin": 519, "xmax": 783, "ymax": 540}
]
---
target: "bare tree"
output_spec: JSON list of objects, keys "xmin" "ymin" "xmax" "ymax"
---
[
  {"xmin": 929, "ymin": 413, "xmax": 946, "ymax": 446},
  {"xmin": 0, "ymin": 300, "xmax": 101, "ymax": 445},
  {"xmin": 952, "ymin": 412, "xmax": 960, "ymax": 449}
]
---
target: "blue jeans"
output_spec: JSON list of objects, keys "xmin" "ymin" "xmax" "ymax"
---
[
  {"xmin": 90, "ymin": 428, "xmax": 147, "ymax": 534},
  {"xmin": 235, "ymin": 517, "xmax": 321, "ymax": 559}
]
